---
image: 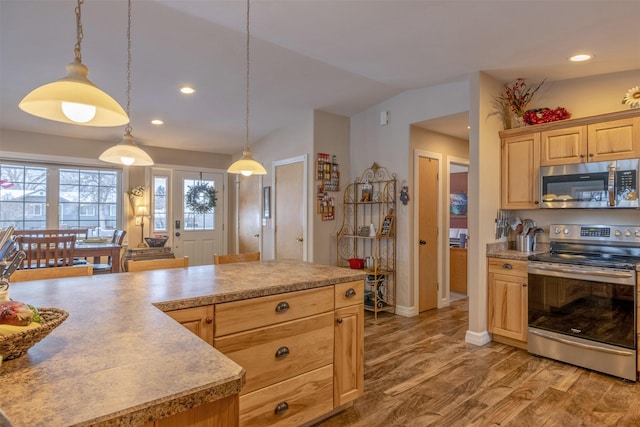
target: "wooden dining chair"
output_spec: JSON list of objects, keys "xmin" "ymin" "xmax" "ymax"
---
[
  {"xmin": 10, "ymin": 265, "xmax": 93, "ymax": 282},
  {"xmin": 92, "ymin": 230, "xmax": 127, "ymax": 274},
  {"xmin": 213, "ymin": 252, "xmax": 260, "ymax": 265},
  {"xmin": 16, "ymin": 235, "xmax": 76, "ymax": 269},
  {"xmin": 127, "ymin": 256, "xmax": 189, "ymax": 272}
]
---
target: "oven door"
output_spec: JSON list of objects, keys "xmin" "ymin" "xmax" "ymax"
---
[{"xmin": 528, "ymin": 262, "xmax": 637, "ymax": 380}]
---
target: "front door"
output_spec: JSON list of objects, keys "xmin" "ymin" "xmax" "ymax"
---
[
  {"xmin": 172, "ymin": 170, "xmax": 224, "ymax": 266},
  {"xmin": 274, "ymin": 158, "xmax": 306, "ymax": 260},
  {"xmin": 418, "ymin": 155, "xmax": 439, "ymax": 312}
]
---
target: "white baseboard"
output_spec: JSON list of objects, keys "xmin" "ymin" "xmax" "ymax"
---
[
  {"xmin": 465, "ymin": 330, "xmax": 491, "ymax": 346},
  {"xmin": 394, "ymin": 305, "xmax": 418, "ymax": 317}
]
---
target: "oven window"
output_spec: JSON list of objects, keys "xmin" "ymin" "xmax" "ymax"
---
[{"xmin": 528, "ymin": 274, "xmax": 636, "ymax": 349}]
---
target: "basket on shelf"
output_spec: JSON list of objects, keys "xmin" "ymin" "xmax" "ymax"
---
[{"xmin": 0, "ymin": 307, "xmax": 68, "ymax": 360}]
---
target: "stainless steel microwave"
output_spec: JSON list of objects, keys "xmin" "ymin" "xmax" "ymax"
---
[{"xmin": 540, "ymin": 159, "xmax": 639, "ymax": 208}]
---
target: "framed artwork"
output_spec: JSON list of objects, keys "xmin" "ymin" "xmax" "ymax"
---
[
  {"xmin": 263, "ymin": 186, "xmax": 271, "ymax": 218},
  {"xmin": 450, "ymin": 193, "xmax": 468, "ymax": 216}
]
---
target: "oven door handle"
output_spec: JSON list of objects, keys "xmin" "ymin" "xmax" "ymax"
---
[
  {"xmin": 529, "ymin": 264, "xmax": 634, "ymax": 279},
  {"xmin": 529, "ymin": 329, "xmax": 635, "ymax": 357}
]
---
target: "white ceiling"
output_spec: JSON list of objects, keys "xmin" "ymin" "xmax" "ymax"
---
[{"xmin": 1, "ymin": 0, "xmax": 639, "ymax": 154}]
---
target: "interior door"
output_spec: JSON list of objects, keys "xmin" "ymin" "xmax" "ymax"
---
[
  {"xmin": 237, "ymin": 174, "xmax": 261, "ymax": 253},
  {"xmin": 172, "ymin": 170, "xmax": 224, "ymax": 266},
  {"xmin": 418, "ymin": 156, "xmax": 439, "ymax": 312},
  {"xmin": 275, "ymin": 160, "xmax": 305, "ymax": 260}
]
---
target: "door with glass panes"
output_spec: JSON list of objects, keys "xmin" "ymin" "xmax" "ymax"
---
[{"xmin": 172, "ymin": 170, "xmax": 224, "ymax": 266}]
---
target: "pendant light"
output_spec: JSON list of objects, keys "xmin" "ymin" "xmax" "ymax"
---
[
  {"xmin": 227, "ymin": 0, "xmax": 267, "ymax": 176},
  {"xmin": 19, "ymin": 0, "xmax": 129, "ymax": 127},
  {"xmin": 99, "ymin": 0, "xmax": 153, "ymax": 166}
]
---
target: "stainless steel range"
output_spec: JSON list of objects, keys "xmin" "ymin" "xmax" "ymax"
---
[{"xmin": 527, "ymin": 224, "xmax": 640, "ymax": 381}]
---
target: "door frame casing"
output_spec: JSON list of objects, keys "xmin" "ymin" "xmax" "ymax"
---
[
  {"xmin": 413, "ymin": 149, "xmax": 444, "ymax": 313},
  {"xmin": 271, "ymin": 155, "xmax": 308, "ymax": 261}
]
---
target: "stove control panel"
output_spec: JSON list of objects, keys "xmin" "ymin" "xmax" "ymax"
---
[{"xmin": 551, "ymin": 224, "xmax": 640, "ymax": 245}]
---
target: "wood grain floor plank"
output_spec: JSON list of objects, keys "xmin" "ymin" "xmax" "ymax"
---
[{"xmin": 313, "ymin": 298, "xmax": 640, "ymax": 427}]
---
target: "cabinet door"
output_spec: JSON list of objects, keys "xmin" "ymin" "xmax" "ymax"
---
[
  {"xmin": 540, "ymin": 125, "xmax": 587, "ymax": 165},
  {"xmin": 148, "ymin": 396, "xmax": 239, "ymax": 427},
  {"xmin": 588, "ymin": 117, "xmax": 640, "ymax": 162},
  {"xmin": 334, "ymin": 304, "xmax": 364, "ymax": 407},
  {"xmin": 165, "ymin": 305, "xmax": 214, "ymax": 345},
  {"xmin": 501, "ymin": 133, "xmax": 540, "ymax": 209},
  {"xmin": 488, "ymin": 272, "xmax": 527, "ymax": 342}
]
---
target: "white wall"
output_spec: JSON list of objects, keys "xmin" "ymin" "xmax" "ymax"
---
[
  {"xmin": 350, "ymin": 80, "xmax": 470, "ymax": 313},
  {"xmin": 250, "ymin": 112, "xmax": 314, "ymax": 260}
]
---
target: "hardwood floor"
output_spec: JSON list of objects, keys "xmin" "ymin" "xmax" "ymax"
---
[{"xmin": 314, "ymin": 297, "xmax": 640, "ymax": 427}]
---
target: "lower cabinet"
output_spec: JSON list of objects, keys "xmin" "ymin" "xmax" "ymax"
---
[
  {"xmin": 487, "ymin": 258, "xmax": 528, "ymax": 348},
  {"xmin": 141, "ymin": 395, "xmax": 239, "ymax": 427},
  {"xmin": 213, "ymin": 280, "xmax": 364, "ymax": 427},
  {"xmin": 165, "ymin": 304, "xmax": 214, "ymax": 344}
]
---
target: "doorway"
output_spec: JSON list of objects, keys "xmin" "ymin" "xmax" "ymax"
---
[
  {"xmin": 448, "ymin": 159, "xmax": 469, "ymax": 301},
  {"xmin": 273, "ymin": 155, "xmax": 307, "ymax": 261},
  {"xmin": 237, "ymin": 174, "xmax": 262, "ymax": 254}
]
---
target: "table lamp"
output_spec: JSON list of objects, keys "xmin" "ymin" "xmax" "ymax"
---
[{"xmin": 136, "ymin": 205, "xmax": 149, "ymax": 248}]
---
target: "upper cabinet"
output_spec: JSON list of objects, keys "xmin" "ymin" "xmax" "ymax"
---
[
  {"xmin": 540, "ymin": 117, "xmax": 640, "ymax": 165},
  {"xmin": 500, "ymin": 110, "xmax": 640, "ymax": 209}
]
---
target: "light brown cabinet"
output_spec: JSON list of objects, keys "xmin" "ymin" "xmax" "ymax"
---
[
  {"xmin": 450, "ymin": 247, "xmax": 467, "ymax": 294},
  {"xmin": 208, "ymin": 281, "xmax": 364, "ymax": 427},
  {"xmin": 500, "ymin": 110, "xmax": 640, "ymax": 209},
  {"xmin": 540, "ymin": 117, "xmax": 640, "ymax": 165},
  {"xmin": 142, "ymin": 396, "xmax": 239, "ymax": 427},
  {"xmin": 165, "ymin": 304, "xmax": 214, "ymax": 345},
  {"xmin": 500, "ymin": 133, "xmax": 540, "ymax": 209},
  {"xmin": 487, "ymin": 258, "xmax": 528, "ymax": 348}
]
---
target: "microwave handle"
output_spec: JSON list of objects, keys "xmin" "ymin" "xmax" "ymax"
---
[{"xmin": 607, "ymin": 163, "xmax": 616, "ymax": 206}]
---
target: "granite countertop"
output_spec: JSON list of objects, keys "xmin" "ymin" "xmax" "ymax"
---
[
  {"xmin": 486, "ymin": 241, "xmax": 549, "ymax": 261},
  {"xmin": 0, "ymin": 260, "xmax": 364, "ymax": 427}
]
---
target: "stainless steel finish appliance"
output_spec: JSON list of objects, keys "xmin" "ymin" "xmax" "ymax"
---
[
  {"xmin": 540, "ymin": 159, "xmax": 639, "ymax": 209},
  {"xmin": 528, "ymin": 224, "xmax": 639, "ymax": 381}
]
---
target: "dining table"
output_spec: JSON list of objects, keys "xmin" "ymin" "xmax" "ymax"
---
[{"xmin": 74, "ymin": 240, "xmax": 123, "ymax": 272}]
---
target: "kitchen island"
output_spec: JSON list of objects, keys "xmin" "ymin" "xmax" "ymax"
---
[{"xmin": 0, "ymin": 260, "xmax": 365, "ymax": 427}]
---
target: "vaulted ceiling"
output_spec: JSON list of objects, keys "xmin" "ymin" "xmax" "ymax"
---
[{"xmin": 1, "ymin": 0, "xmax": 638, "ymax": 153}]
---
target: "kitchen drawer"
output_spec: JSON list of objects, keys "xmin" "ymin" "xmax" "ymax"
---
[
  {"xmin": 214, "ymin": 312, "xmax": 334, "ymax": 394},
  {"xmin": 488, "ymin": 258, "xmax": 527, "ymax": 277},
  {"xmin": 239, "ymin": 365, "xmax": 333, "ymax": 427},
  {"xmin": 215, "ymin": 287, "xmax": 333, "ymax": 336},
  {"xmin": 334, "ymin": 280, "xmax": 364, "ymax": 309}
]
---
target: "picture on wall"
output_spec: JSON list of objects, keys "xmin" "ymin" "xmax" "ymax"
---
[{"xmin": 450, "ymin": 193, "xmax": 468, "ymax": 216}]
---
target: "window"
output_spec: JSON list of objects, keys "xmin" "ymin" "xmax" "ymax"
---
[
  {"xmin": 0, "ymin": 162, "xmax": 121, "ymax": 234},
  {"xmin": 152, "ymin": 175, "xmax": 168, "ymax": 232},
  {"xmin": 183, "ymin": 178, "xmax": 215, "ymax": 230}
]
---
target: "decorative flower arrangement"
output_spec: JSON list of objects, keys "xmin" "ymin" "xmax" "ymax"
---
[
  {"xmin": 523, "ymin": 107, "xmax": 571, "ymax": 125},
  {"xmin": 495, "ymin": 78, "xmax": 546, "ymax": 118},
  {"xmin": 185, "ymin": 182, "xmax": 217, "ymax": 214},
  {"xmin": 622, "ymin": 86, "xmax": 640, "ymax": 108},
  {"xmin": 128, "ymin": 185, "xmax": 146, "ymax": 198}
]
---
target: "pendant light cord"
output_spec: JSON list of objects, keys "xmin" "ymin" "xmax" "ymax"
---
[
  {"xmin": 125, "ymin": 0, "xmax": 132, "ymax": 134},
  {"xmin": 73, "ymin": 0, "xmax": 84, "ymax": 63},
  {"xmin": 245, "ymin": 0, "xmax": 250, "ymax": 153}
]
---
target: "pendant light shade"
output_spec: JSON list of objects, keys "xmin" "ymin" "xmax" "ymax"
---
[
  {"xmin": 99, "ymin": 131, "xmax": 153, "ymax": 166},
  {"xmin": 19, "ymin": 0, "xmax": 128, "ymax": 127},
  {"xmin": 227, "ymin": 0, "xmax": 266, "ymax": 176},
  {"xmin": 99, "ymin": 0, "xmax": 153, "ymax": 166},
  {"xmin": 227, "ymin": 149, "xmax": 267, "ymax": 176}
]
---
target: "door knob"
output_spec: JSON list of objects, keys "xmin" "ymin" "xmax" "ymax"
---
[
  {"xmin": 175, "ymin": 232, "xmax": 181, "ymax": 237},
  {"xmin": 296, "ymin": 236, "xmax": 303, "ymax": 242},
  {"xmin": 419, "ymin": 240, "xmax": 426, "ymax": 245},
  {"xmin": 254, "ymin": 234, "xmax": 260, "ymax": 238}
]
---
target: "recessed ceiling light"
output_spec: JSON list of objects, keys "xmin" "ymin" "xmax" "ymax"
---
[
  {"xmin": 570, "ymin": 54, "xmax": 592, "ymax": 62},
  {"xmin": 180, "ymin": 86, "xmax": 195, "ymax": 94},
  {"xmin": 151, "ymin": 119, "xmax": 163, "ymax": 125}
]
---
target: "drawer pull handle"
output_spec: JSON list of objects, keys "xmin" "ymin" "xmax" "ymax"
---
[
  {"xmin": 275, "ymin": 346, "xmax": 290, "ymax": 358},
  {"xmin": 345, "ymin": 288, "xmax": 356, "ymax": 298},
  {"xmin": 502, "ymin": 263, "xmax": 512, "ymax": 269},
  {"xmin": 274, "ymin": 401, "xmax": 289, "ymax": 415},
  {"xmin": 275, "ymin": 301, "xmax": 290, "ymax": 313}
]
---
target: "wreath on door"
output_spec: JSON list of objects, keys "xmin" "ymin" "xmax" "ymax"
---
[{"xmin": 185, "ymin": 182, "xmax": 217, "ymax": 214}]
